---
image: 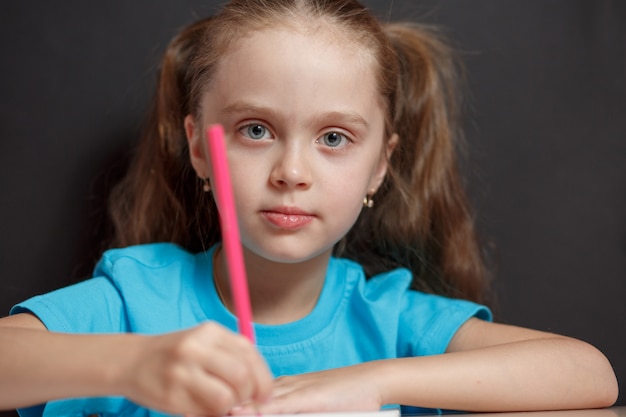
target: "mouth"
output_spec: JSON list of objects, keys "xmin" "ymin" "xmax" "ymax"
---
[{"xmin": 260, "ymin": 207, "xmax": 315, "ymax": 230}]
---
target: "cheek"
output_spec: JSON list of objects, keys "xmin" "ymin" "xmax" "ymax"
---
[
  {"xmin": 227, "ymin": 154, "xmax": 268, "ymax": 208},
  {"xmin": 324, "ymin": 183, "xmax": 367, "ymax": 242},
  {"xmin": 337, "ymin": 154, "xmax": 384, "ymax": 196},
  {"xmin": 323, "ymin": 176, "xmax": 367, "ymax": 217}
]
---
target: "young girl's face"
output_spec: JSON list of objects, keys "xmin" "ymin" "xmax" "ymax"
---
[{"xmin": 187, "ymin": 23, "xmax": 391, "ymax": 264}]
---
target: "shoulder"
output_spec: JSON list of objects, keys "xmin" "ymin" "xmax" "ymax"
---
[
  {"xmin": 332, "ymin": 258, "xmax": 491, "ymax": 351},
  {"xmin": 330, "ymin": 257, "xmax": 413, "ymax": 300},
  {"xmin": 97, "ymin": 242, "xmax": 194, "ymax": 269},
  {"xmin": 94, "ymin": 243, "xmax": 201, "ymax": 292},
  {"xmin": 92, "ymin": 243, "xmax": 212, "ymax": 332},
  {"xmin": 328, "ymin": 257, "xmax": 414, "ymax": 314},
  {"xmin": 95, "ymin": 242, "xmax": 197, "ymax": 276},
  {"xmin": 329, "ymin": 257, "xmax": 489, "ymax": 317}
]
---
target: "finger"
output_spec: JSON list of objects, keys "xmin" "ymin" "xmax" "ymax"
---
[
  {"xmin": 183, "ymin": 366, "xmax": 239, "ymax": 416},
  {"xmin": 209, "ymin": 325, "xmax": 274, "ymax": 402},
  {"xmin": 195, "ymin": 325, "xmax": 272, "ymax": 404},
  {"xmin": 202, "ymin": 345, "xmax": 258, "ymax": 400},
  {"xmin": 243, "ymin": 344, "xmax": 273, "ymax": 403},
  {"xmin": 229, "ymin": 403, "xmax": 264, "ymax": 415}
]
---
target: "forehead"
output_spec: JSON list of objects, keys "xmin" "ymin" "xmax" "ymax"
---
[{"xmin": 203, "ymin": 24, "xmax": 385, "ymax": 129}]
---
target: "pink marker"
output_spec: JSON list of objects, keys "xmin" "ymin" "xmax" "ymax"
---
[{"xmin": 206, "ymin": 124, "xmax": 255, "ymax": 343}]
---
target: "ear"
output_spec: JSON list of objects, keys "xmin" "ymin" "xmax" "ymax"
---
[
  {"xmin": 185, "ymin": 114, "xmax": 210, "ymax": 178},
  {"xmin": 368, "ymin": 133, "xmax": 399, "ymax": 194}
]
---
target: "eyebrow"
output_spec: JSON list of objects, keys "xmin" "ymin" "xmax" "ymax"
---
[
  {"xmin": 311, "ymin": 110, "xmax": 370, "ymax": 132},
  {"xmin": 220, "ymin": 101, "xmax": 370, "ymax": 131},
  {"xmin": 221, "ymin": 101, "xmax": 282, "ymax": 122}
]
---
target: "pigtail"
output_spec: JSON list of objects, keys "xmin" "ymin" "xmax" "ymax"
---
[
  {"xmin": 108, "ymin": 17, "xmax": 220, "ymax": 251},
  {"xmin": 341, "ymin": 23, "xmax": 491, "ymax": 304},
  {"xmin": 387, "ymin": 23, "xmax": 489, "ymax": 303}
]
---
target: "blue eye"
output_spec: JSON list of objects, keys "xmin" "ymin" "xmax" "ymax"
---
[
  {"xmin": 242, "ymin": 124, "xmax": 269, "ymax": 140},
  {"xmin": 322, "ymin": 131, "xmax": 346, "ymax": 148}
]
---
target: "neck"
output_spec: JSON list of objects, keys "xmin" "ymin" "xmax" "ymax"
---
[{"xmin": 214, "ymin": 246, "xmax": 331, "ymax": 325}]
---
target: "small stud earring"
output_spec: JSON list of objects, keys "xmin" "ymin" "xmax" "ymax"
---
[
  {"xmin": 203, "ymin": 178, "xmax": 211, "ymax": 192},
  {"xmin": 363, "ymin": 195, "xmax": 374, "ymax": 208}
]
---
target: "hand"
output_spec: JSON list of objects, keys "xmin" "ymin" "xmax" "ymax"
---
[
  {"xmin": 119, "ymin": 322, "xmax": 272, "ymax": 416},
  {"xmin": 231, "ymin": 364, "xmax": 384, "ymax": 415}
]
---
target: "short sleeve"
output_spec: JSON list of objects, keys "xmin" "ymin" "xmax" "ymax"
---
[
  {"xmin": 397, "ymin": 290, "xmax": 492, "ymax": 357},
  {"xmin": 10, "ymin": 276, "xmax": 127, "ymax": 334}
]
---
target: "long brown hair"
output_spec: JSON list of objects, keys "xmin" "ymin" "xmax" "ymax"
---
[{"xmin": 108, "ymin": 0, "xmax": 491, "ymax": 304}]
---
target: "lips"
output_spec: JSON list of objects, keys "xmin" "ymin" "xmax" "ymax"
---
[{"xmin": 261, "ymin": 207, "xmax": 315, "ymax": 230}]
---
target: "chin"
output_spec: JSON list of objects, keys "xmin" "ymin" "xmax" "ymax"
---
[
  {"xmin": 261, "ymin": 250, "xmax": 322, "ymax": 264},
  {"xmin": 249, "ymin": 242, "xmax": 333, "ymax": 265}
]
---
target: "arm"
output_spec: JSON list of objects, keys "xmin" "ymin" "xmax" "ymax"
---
[
  {"xmin": 0, "ymin": 313, "xmax": 272, "ymax": 415},
  {"xmin": 381, "ymin": 319, "xmax": 618, "ymax": 411},
  {"xmin": 238, "ymin": 319, "xmax": 617, "ymax": 414}
]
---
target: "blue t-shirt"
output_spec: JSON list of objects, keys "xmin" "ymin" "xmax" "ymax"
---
[{"xmin": 11, "ymin": 243, "xmax": 491, "ymax": 417}]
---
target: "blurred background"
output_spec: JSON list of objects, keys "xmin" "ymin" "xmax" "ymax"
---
[{"xmin": 1, "ymin": 1, "xmax": 624, "ymax": 415}]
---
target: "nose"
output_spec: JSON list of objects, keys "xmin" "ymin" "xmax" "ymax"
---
[{"xmin": 269, "ymin": 143, "xmax": 312, "ymax": 190}]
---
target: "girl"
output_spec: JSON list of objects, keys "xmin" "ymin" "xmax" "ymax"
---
[{"xmin": 0, "ymin": 1, "xmax": 618, "ymax": 416}]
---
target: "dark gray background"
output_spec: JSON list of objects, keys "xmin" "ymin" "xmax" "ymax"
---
[{"xmin": 1, "ymin": 1, "xmax": 624, "ymax": 415}]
